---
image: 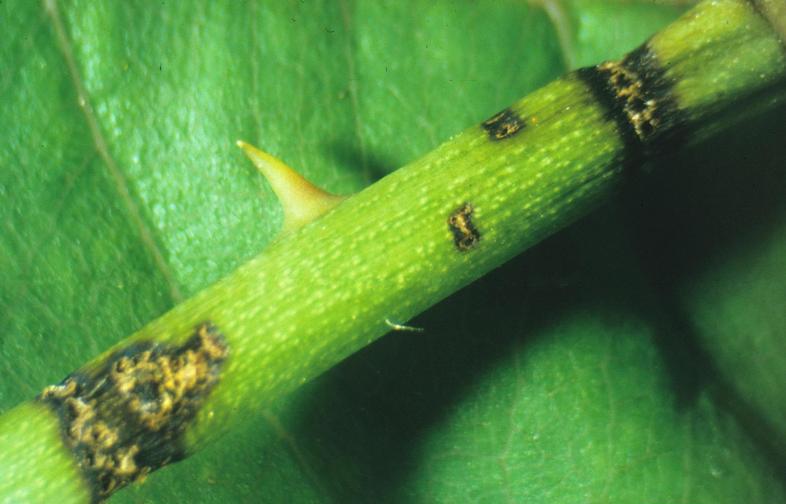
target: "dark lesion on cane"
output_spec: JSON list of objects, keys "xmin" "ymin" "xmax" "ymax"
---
[
  {"xmin": 576, "ymin": 42, "xmax": 687, "ymax": 163},
  {"xmin": 448, "ymin": 202, "xmax": 480, "ymax": 251},
  {"xmin": 38, "ymin": 323, "xmax": 228, "ymax": 503},
  {"xmin": 481, "ymin": 108, "xmax": 525, "ymax": 140}
]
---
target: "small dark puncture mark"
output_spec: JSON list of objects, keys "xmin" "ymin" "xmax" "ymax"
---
[
  {"xmin": 576, "ymin": 43, "xmax": 686, "ymax": 164},
  {"xmin": 448, "ymin": 203, "xmax": 480, "ymax": 251},
  {"xmin": 38, "ymin": 323, "xmax": 228, "ymax": 503},
  {"xmin": 481, "ymin": 108, "xmax": 525, "ymax": 140}
]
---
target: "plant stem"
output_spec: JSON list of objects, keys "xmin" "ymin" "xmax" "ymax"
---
[
  {"xmin": 1, "ymin": 0, "xmax": 784, "ymax": 501},
  {"xmin": 0, "ymin": 402, "xmax": 88, "ymax": 503}
]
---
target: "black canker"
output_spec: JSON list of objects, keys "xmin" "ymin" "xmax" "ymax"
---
[
  {"xmin": 38, "ymin": 323, "xmax": 228, "ymax": 503},
  {"xmin": 576, "ymin": 43, "xmax": 687, "ymax": 167},
  {"xmin": 482, "ymin": 108, "xmax": 525, "ymax": 140},
  {"xmin": 448, "ymin": 203, "xmax": 480, "ymax": 251}
]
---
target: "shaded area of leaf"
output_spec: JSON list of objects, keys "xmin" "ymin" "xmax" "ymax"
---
[{"xmin": 621, "ymin": 102, "xmax": 786, "ymax": 459}]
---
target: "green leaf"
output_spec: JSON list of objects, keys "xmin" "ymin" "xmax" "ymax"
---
[{"xmin": 2, "ymin": 0, "xmax": 784, "ymax": 502}]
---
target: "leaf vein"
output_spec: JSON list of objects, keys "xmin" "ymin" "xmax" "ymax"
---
[{"xmin": 43, "ymin": 0, "xmax": 183, "ymax": 303}]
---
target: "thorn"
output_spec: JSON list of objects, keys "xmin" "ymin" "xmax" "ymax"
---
[
  {"xmin": 236, "ymin": 140, "xmax": 346, "ymax": 233},
  {"xmin": 385, "ymin": 319, "xmax": 425, "ymax": 333}
]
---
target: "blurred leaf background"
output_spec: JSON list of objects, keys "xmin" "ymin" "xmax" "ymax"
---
[{"xmin": 1, "ymin": 0, "xmax": 786, "ymax": 502}]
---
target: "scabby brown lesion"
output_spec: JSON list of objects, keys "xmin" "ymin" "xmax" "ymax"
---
[
  {"xmin": 596, "ymin": 59, "xmax": 660, "ymax": 141},
  {"xmin": 481, "ymin": 108, "xmax": 525, "ymax": 140},
  {"xmin": 448, "ymin": 202, "xmax": 480, "ymax": 252},
  {"xmin": 39, "ymin": 323, "xmax": 228, "ymax": 503},
  {"xmin": 577, "ymin": 43, "xmax": 685, "ymax": 158}
]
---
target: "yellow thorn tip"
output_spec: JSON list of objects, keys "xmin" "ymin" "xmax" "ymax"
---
[{"xmin": 236, "ymin": 140, "xmax": 346, "ymax": 232}]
